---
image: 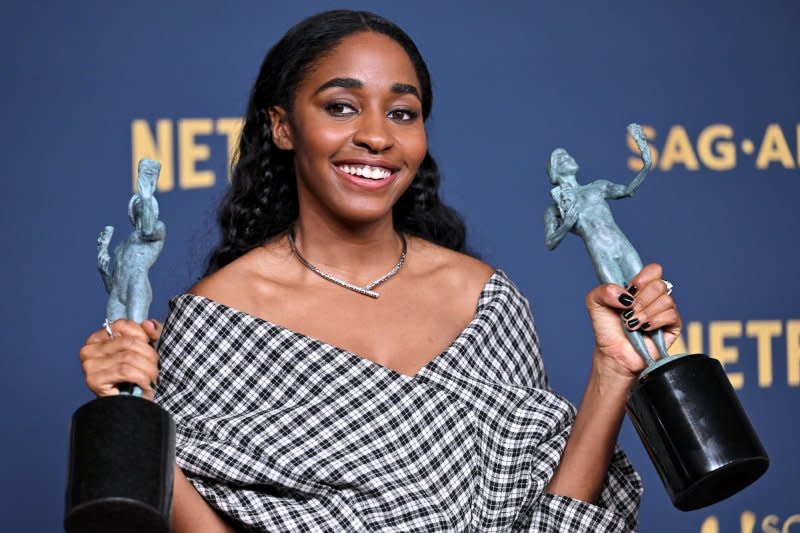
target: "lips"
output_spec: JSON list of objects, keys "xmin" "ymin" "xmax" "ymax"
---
[
  {"xmin": 333, "ymin": 159, "xmax": 400, "ymax": 181},
  {"xmin": 337, "ymin": 163, "xmax": 392, "ymax": 180},
  {"xmin": 332, "ymin": 160, "xmax": 401, "ymax": 190}
]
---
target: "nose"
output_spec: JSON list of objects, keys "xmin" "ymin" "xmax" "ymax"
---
[{"xmin": 353, "ymin": 108, "xmax": 394, "ymax": 153}]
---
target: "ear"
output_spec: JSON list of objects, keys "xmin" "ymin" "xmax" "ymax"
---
[{"xmin": 267, "ymin": 106, "xmax": 294, "ymax": 150}]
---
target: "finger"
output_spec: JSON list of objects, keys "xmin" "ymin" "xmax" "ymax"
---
[
  {"xmin": 86, "ymin": 363, "xmax": 155, "ymax": 398},
  {"xmin": 140, "ymin": 385, "xmax": 155, "ymax": 401},
  {"xmin": 626, "ymin": 263, "xmax": 664, "ymax": 294},
  {"xmin": 586, "ymin": 283, "xmax": 636, "ymax": 312},
  {"xmin": 636, "ymin": 307, "xmax": 682, "ymax": 335},
  {"xmin": 629, "ymin": 277, "xmax": 670, "ymax": 314},
  {"xmin": 85, "ymin": 368, "xmax": 121, "ymax": 397},
  {"xmin": 85, "ymin": 328, "xmax": 111, "ymax": 345},
  {"xmin": 83, "ymin": 349, "xmax": 159, "ymax": 386},
  {"xmin": 84, "ymin": 319, "xmax": 151, "ymax": 346},
  {"xmin": 105, "ymin": 320, "xmax": 150, "ymax": 340},
  {"xmin": 624, "ymin": 294, "xmax": 677, "ymax": 331},
  {"xmin": 82, "ymin": 348, "xmax": 159, "ymax": 381},
  {"xmin": 142, "ymin": 319, "xmax": 164, "ymax": 342},
  {"xmin": 80, "ymin": 336, "xmax": 158, "ymax": 366}
]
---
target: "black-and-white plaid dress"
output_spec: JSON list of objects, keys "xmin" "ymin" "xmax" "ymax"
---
[{"xmin": 156, "ymin": 271, "xmax": 642, "ymax": 532}]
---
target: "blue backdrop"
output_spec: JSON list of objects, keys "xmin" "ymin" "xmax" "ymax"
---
[{"xmin": 2, "ymin": 1, "xmax": 798, "ymax": 531}]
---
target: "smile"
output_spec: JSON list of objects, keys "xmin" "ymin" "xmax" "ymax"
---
[{"xmin": 335, "ymin": 163, "xmax": 394, "ymax": 180}]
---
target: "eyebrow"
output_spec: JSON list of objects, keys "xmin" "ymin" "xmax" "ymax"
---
[{"xmin": 313, "ymin": 77, "xmax": 421, "ymax": 101}]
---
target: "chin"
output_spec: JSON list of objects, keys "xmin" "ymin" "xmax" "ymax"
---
[{"xmin": 332, "ymin": 201, "xmax": 396, "ymax": 226}]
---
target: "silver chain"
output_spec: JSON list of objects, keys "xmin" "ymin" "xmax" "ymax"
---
[{"xmin": 287, "ymin": 227, "xmax": 407, "ymax": 299}]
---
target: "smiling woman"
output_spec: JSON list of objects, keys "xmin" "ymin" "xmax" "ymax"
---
[
  {"xmin": 202, "ymin": 12, "xmax": 466, "ymax": 275},
  {"xmin": 77, "ymin": 9, "xmax": 682, "ymax": 532},
  {"xmin": 266, "ymin": 31, "xmax": 428, "ymax": 229}
]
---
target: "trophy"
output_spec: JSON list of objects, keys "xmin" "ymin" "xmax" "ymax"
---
[
  {"xmin": 64, "ymin": 159, "xmax": 175, "ymax": 532},
  {"xmin": 543, "ymin": 125, "xmax": 768, "ymax": 511}
]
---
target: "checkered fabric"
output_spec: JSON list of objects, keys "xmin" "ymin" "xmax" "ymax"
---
[{"xmin": 155, "ymin": 270, "xmax": 642, "ymax": 532}]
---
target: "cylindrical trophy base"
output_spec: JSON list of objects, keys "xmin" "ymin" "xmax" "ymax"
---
[
  {"xmin": 64, "ymin": 395, "xmax": 175, "ymax": 533},
  {"xmin": 626, "ymin": 353, "xmax": 768, "ymax": 511}
]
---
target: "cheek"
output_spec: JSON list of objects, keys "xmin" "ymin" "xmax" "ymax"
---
[
  {"xmin": 296, "ymin": 128, "xmax": 348, "ymax": 159},
  {"xmin": 404, "ymin": 126, "xmax": 428, "ymax": 169},
  {"xmin": 290, "ymin": 111, "xmax": 350, "ymax": 160}
]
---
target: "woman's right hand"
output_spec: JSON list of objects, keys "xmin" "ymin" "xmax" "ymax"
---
[{"xmin": 79, "ymin": 319, "xmax": 163, "ymax": 401}]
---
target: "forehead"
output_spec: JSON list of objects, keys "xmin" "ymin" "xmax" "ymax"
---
[{"xmin": 302, "ymin": 31, "xmax": 421, "ymax": 91}]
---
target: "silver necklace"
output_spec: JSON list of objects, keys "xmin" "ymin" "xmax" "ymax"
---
[{"xmin": 287, "ymin": 226, "xmax": 407, "ymax": 299}]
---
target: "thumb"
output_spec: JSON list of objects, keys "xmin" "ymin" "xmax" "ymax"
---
[{"xmin": 143, "ymin": 319, "xmax": 164, "ymax": 341}]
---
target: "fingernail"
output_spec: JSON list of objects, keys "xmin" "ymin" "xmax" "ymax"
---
[
  {"xmin": 641, "ymin": 322, "xmax": 651, "ymax": 330},
  {"xmin": 627, "ymin": 285, "xmax": 639, "ymax": 295},
  {"xmin": 618, "ymin": 294, "xmax": 634, "ymax": 306},
  {"xmin": 627, "ymin": 318, "xmax": 640, "ymax": 329},
  {"xmin": 622, "ymin": 309, "xmax": 635, "ymax": 319}
]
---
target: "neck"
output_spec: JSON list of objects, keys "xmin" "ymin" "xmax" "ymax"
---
[
  {"xmin": 558, "ymin": 175, "xmax": 578, "ymax": 188},
  {"xmin": 291, "ymin": 214, "xmax": 404, "ymax": 283}
]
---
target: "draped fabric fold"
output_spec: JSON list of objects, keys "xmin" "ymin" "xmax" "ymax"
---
[{"xmin": 156, "ymin": 271, "xmax": 642, "ymax": 532}]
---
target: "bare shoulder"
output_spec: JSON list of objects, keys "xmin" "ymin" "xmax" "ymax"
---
[
  {"xmin": 188, "ymin": 237, "xmax": 297, "ymax": 311},
  {"xmin": 407, "ymin": 237, "xmax": 495, "ymax": 305},
  {"xmin": 187, "ymin": 255, "xmax": 256, "ymax": 306}
]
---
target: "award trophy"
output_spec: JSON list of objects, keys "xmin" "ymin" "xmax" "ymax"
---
[
  {"xmin": 64, "ymin": 159, "xmax": 176, "ymax": 532},
  {"xmin": 543, "ymin": 125, "xmax": 768, "ymax": 511}
]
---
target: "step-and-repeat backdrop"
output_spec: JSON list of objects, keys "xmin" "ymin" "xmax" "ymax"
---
[{"xmin": 3, "ymin": 2, "xmax": 798, "ymax": 531}]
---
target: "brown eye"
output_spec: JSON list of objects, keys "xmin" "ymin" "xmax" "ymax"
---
[
  {"xmin": 388, "ymin": 109, "xmax": 418, "ymax": 122},
  {"xmin": 326, "ymin": 102, "xmax": 357, "ymax": 116}
]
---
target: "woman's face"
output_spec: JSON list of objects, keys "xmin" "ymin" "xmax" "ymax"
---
[{"xmin": 271, "ymin": 31, "xmax": 427, "ymax": 226}]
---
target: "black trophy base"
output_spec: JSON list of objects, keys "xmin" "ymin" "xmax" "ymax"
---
[
  {"xmin": 65, "ymin": 394, "xmax": 175, "ymax": 533},
  {"xmin": 64, "ymin": 498, "xmax": 168, "ymax": 533},
  {"xmin": 627, "ymin": 353, "xmax": 769, "ymax": 511}
]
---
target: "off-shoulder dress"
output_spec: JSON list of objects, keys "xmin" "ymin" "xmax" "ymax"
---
[{"xmin": 155, "ymin": 270, "xmax": 642, "ymax": 532}]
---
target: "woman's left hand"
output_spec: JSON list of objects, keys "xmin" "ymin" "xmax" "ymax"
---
[
  {"xmin": 546, "ymin": 263, "xmax": 678, "ymax": 501},
  {"xmin": 585, "ymin": 263, "xmax": 682, "ymax": 381}
]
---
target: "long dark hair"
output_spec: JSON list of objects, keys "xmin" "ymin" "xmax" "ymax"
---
[{"xmin": 205, "ymin": 10, "xmax": 469, "ymax": 275}]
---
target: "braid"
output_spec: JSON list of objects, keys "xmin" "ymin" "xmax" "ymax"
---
[
  {"xmin": 204, "ymin": 111, "xmax": 296, "ymax": 275},
  {"xmin": 394, "ymin": 152, "xmax": 467, "ymax": 253}
]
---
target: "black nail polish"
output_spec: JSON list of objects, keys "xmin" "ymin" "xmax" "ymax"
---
[
  {"xmin": 618, "ymin": 294, "xmax": 634, "ymax": 306},
  {"xmin": 627, "ymin": 318, "xmax": 640, "ymax": 329},
  {"xmin": 641, "ymin": 322, "xmax": 651, "ymax": 330},
  {"xmin": 622, "ymin": 309, "xmax": 635, "ymax": 319},
  {"xmin": 627, "ymin": 285, "xmax": 639, "ymax": 295}
]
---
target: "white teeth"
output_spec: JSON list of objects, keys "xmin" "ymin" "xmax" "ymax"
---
[{"xmin": 338, "ymin": 164, "xmax": 392, "ymax": 180}]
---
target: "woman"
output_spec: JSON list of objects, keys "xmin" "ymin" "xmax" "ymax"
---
[{"xmin": 79, "ymin": 10, "xmax": 680, "ymax": 532}]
